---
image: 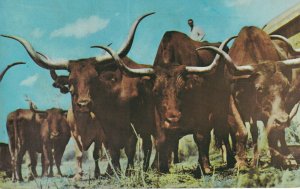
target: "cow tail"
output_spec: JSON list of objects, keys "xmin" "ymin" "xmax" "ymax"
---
[{"xmin": 13, "ymin": 115, "xmax": 18, "ymax": 158}]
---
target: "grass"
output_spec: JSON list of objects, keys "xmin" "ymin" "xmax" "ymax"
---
[{"xmin": 1, "ymin": 121, "xmax": 300, "ymax": 188}]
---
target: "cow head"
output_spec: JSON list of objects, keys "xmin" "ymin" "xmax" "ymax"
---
[
  {"xmin": 201, "ymin": 46, "xmax": 300, "ymax": 131},
  {"xmin": 29, "ymin": 102, "xmax": 67, "ymax": 139},
  {"xmin": 44, "ymin": 108, "xmax": 68, "ymax": 139},
  {"xmin": 92, "ymin": 37, "xmax": 233, "ymax": 129},
  {"xmin": 1, "ymin": 13, "xmax": 154, "ymax": 115}
]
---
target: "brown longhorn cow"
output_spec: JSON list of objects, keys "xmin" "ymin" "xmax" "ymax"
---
[
  {"xmin": 201, "ymin": 26, "xmax": 300, "ymax": 169},
  {"xmin": 6, "ymin": 101, "xmax": 70, "ymax": 182},
  {"xmin": 1, "ymin": 13, "xmax": 156, "ymax": 179},
  {"xmin": 97, "ymin": 31, "xmax": 236, "ymax": 177}
]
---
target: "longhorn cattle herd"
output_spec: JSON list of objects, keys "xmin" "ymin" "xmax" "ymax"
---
[{"xmin": 1, "ymin": 12, "xmax": 300, "ymax": 182}]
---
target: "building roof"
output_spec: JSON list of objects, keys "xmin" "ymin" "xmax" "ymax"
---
[{"xmin": 263, "ymin": 2, "xmax": 300, "ymax": 35}]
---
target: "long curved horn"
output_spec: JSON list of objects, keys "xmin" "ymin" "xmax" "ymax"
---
[
  {"xmin": 196, "ymin": 46, "xmax": 254, "ymax": 75},
  {"xmin": 270, "ymin": 35, "xmax": 300, "ymax": 53},
  {"xmin": 0, "ymin": 35, "xmax": 69, "ymax": 70},
  {"xmin": 94, "ymin": 12, "xmax": 155, "ymax": 63},
  {"xmin": 280, "ymin": 57, "xmax": 300, "ymax": 69},
  {"xmin": 289, "ymin": 102, "xmax": 300, "ymax": 120},
  {"xmin": 0, "ymin": 62, "xmax": 26, "ymax": 82},
  {"xmin": 92, "ymin": 45, "xmax": 154, "ymax": 75},
  {"xmin": 185, "ymin": 36, "xmax": 237, "ymax": 73}
]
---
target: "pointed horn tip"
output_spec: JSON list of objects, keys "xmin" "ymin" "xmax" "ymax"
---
[
  {"xmin": 91, "ymin": 45, "xmax": 109, "ymax": 51},
  {"xmin": 0, "ymin": 34, "xmax": 12, "ymax": 38},
  {"xmin": 143, "ymin": 12, "xmax": 155, "ymax": 16},
  {"xmin": 14, "ymin": 62, "xmax": 26, "ymax": 65}
]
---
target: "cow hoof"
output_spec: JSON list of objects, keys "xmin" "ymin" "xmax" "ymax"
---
[
  {"xmin": 235, "ymin": 160, "xmax": 249, "ymax": 171},
  {"xmin": 28, "ymin": 175, "xmax": 35, "ymax": 181},
  {"xmin": 72, "ymin": 173, "xmax": 83, "ymax": 181},
  {"xmin": 204, "ymin": 167, "xmax": 213, "ymax": 175},
  {"xmin": 94, "ymin": 171, "xmax": 100, "ymax": 179},
  {"xmin": 125, "ymin": 168, "xmax": 134, "ymax": 177},
  {"xmin": 192, "ymin": 167, "xmax": 202, "ymax": 179}
]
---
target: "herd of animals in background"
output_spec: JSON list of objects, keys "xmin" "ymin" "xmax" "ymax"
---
[{"xmin": 0, "ymin": 12, "xmax": 300, "ymax": 182}]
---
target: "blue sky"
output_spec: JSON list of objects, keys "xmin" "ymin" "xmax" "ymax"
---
[{"xmin": 0, "ymin": 0, "xmax": 300, "ymax": 142}]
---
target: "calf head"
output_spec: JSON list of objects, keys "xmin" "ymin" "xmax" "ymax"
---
[{"xmin": 44, "ymin": 108, "xmax": 68, "ymax": 139}]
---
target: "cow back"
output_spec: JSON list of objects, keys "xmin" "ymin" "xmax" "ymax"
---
[{"xmin": 229, "ymin": 26, "xmax": 281, "ymax": 66}]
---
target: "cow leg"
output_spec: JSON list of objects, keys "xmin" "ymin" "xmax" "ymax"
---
[
  {"xmin": 223, "ymin": 135, "xmax": 236, "ymax": 168},
  {"xmin": 250, "ymin": 120, "xmax": 259, "ymax": 167},
  {"xmin": 93, "ymin": 140, "xmax": 101, "ymax": 179},
  {"xmin": 106, "ymin": 146, "xmax": 121, "ymax": 176},
  {"xmin": 152, "ymin": 132, "xmax": 169, "ymax": 173},
  {"xmin": 54, "ymin": 147, "xmax": 64, "ymax": 177},
  {"xmin": 28, "ymin": 149, "xmax": 38, "ymax": 181},
  {"xmin": 73, "ymin": 143, "xmax": 84, "ymax": 180},
  {"xmin": 141, "ymin": 134, "xmax": 152, "ymax": 171},
  {"xmin": 49, "ymin": 150, "xmax": 54, "ymax": 177},
  {"xmin": 15, "ymin": 146, "xmax": 26, "ymax": 182},
  {"xmin": 54, "ymin": 138, "xmax": 69, "ymax": 177},
  {"xmin": 42, "ymin": 143, "xmax": 51, "ymax": 177},
  {"xmin": 268, "ymin": 128, "xmax": 285, "ymax": 168},
  {"xmin": 173, "ymin": 138, "xmax": 180, "ymax": 164},
  {"xmin": 125, "ymin": 134, "xmax": 137, "ymax": 176},
  {"xmin": 229, "ymin": 95, "xmax": 248, "ymax": 169},
  {"xmin": 9, "ymin": 146, "xmax": 17, "ymax": 182},
  {"xmin": 193, "ymin": 131, "xmax": 212, "ymax": 178},
  {"xmin": 212, "ymin": 114, "xmax": 236, "ymax": 168}
]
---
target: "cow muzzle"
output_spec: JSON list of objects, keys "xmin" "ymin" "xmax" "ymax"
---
[
  {"xmin": 50, "ymin": 131, "xmax": 60, "ymax": 139},
  {"xmin": 76, "ymin": 99, "xmax": 92, "ymax": 112},
  {"xmin": 163, "ymin": 111, "xmax": 182, "ymax": 129},
  {"xmin": 273, "ymin": 113, "xmax": 290, "ymax": 129}
]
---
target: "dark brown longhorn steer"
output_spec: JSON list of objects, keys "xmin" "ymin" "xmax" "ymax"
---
[
  {"xmin": 94, "ymin": 31, "xmax": 236, "ymax": 177},
  {"xmin": 1, "ymin": 13, "xmax": 156, "ymax": 179},
  {"xmin": 200, "ymin": 26, "xmax": 300, "ymax": 168}
]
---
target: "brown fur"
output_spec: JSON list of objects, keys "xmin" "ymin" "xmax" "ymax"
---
[
  {"xmin": 0, "ymin": 143, "xmax": 12, "ymax": 177},
  {"xmin": 6, "ymin": 108, "xmax": 70, "ymax": 182},
  {"xmin": 228, "ymin": 26, "xmax": 296, "ymax": 168},
  {"xmin": 140, "ymin": 31, "xmax": 235, "ymax": 176},
  {"xmin": 52, "ymin": 57, "xmax": 155, "ymax": 178}
]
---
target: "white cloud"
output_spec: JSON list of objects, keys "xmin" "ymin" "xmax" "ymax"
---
[
  {"xmin": 20, "ymin": 74, "xmax": 39, "ymax": 87},
  {"xmin": 50, "ymin": 16, "xmax": 109, "ymax": 39},
  {"xmin": 225, "ymin": 0, "xmax": 252, "ymax": 7},
  {"xmin": 30, "ymin": 28, "xmax": 44, "ymax": 39}
]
